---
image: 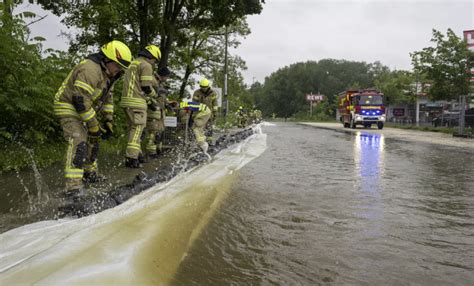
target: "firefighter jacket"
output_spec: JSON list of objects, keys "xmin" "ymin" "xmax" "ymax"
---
[
  {"xmin": 192, "ymin": 88, "xmax": 218, "ymax": 115},
  {"xmin": 54, "ymin": 54, "xmax": 115, "ymax": 128},
  {"xmin": 121, "ymin": 57, "xmax": 156, "ymax": 111}
]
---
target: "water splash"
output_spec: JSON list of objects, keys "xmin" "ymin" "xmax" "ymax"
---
[{"xmin": 15, "ymin": 169, "xmax": 34, "ymax": 212}]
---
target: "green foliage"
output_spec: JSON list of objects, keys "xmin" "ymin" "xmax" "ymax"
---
[
  {"xmin": 251, "ymin": 59, "xmax": 382, "ymax": 119},
  {"xmin": 411, "ymin": 29, "xmax": 474, "ymax": 100},
  {"xmin": 0, "ymin": 13, "xmax": 75, "ymax": 144},
  {"xmin": 374, "ymin": 70, "xmax": 415, "ymax": 105}
]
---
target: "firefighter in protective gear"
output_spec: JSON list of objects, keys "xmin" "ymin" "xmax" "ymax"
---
[
  {"xmin": 179, "ymin": 99, "xmax": 212, "ymax": 153},
  {"xmin": 121, "ymin": 44, "xmax": 161, "ymax": 168},
  {"xmin": 192, "ymin": 78, "xmax": 218, "ymax": 139},
  {"xmin": 236, "ymin": 106, "xmax": 247, "ymax": 128},
  {"xmin": 251, "ymin": 108, "xmax": 262, "ymax": 124},
  {"xmin": 145, "ymin": 67, "xmax": 171, "ymax": 159},
  {"xmin": 54, "ymin": 40, "xmax": 132, "ymax": 197}
]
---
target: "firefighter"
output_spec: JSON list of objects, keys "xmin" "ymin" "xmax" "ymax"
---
[
  {"xmin": 145, "ymin": 67, "xmax": 171, "ymax": 159},
  {"xmin": 179, "ymin": 99, "xmax": 212, "ymax": 153},
  {"xmin": 53, "ymin": 40, "xmax": 132, "ymax": 198},
  {"xmin": 192, "ymin": 78, "xmax": 218, "ymax": 140},
  {"xmin": 236, "ymin": 106, "xmax": 247, "ymax": 128},
  {"xmin": 120, "ymin": 44, "xmax": 161, "ymax": 168}
]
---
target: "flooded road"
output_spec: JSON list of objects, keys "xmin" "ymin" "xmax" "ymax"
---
[
  {"xmin": 1, "ymin": 122, "xmax": 473, "ymax": 285},
  {"xmin": 173, "ymin": 123, "xmax": 474, "ymax": 285}
]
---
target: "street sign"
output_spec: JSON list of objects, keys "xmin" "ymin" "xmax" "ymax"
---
[{"xmin": 306, "ymin": 94, "xmax": 325, "ymax": 102}]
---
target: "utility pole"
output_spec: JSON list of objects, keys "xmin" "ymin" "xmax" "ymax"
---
[{"xmin": 223, "ymin": 25, "xmax": 229, "ymax": 120}]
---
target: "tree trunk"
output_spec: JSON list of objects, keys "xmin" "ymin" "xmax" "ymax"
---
[
  {"xmin": 179, "ymin": 64, "xmax": 192, "ymax": 99},
  {"xmin": 138, "ymin": 0, "xmax": 149, "ymax": 49}
]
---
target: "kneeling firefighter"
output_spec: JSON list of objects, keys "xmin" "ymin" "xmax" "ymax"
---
[
  {"xmin": 53, "ymin": 40, "xmax": 132, "ymax": 198},
  {"xmin": 179, "ymin": 100, "xmax": 212, "ymax": 153},
  {"xmin": 120, "ymin": 44, "xmax": 161, "ymax": 168}
]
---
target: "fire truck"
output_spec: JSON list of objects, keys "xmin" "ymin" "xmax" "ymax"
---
[{"xmin": 337, "ymin": 89, "xmax": 386, "ymax": 129}]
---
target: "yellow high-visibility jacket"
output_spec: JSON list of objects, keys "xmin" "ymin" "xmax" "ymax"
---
[
  {"xmin": 54, "ymin": 56, "xmax": 115, "ymax": 127},
  {"xmin": 121, "ymin": 57, "xmax": 155, "ymax": 111},
  {"xmin": 192, "ymin": 88, "xmax": 218, "ymax": 115}
]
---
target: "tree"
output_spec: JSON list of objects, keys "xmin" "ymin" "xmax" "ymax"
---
[
  {"xmin": 35, "ymin": 0, "xmax": 263, "ymax": 66},
  {"xmin": 411, "ymin": 29, "xmax": 474, "ymax": 100},
  {"xmin": 171, "ymin": 19, "xmax": 250, "ymax": 98},
  {"xmin": 252, "ymin": 59, "xmax": 381, "ymax": 118},
  {"xmin": 0, "ymin": 5, "xmax": 73, "ymax": 142},
  {"xmin": 374, "ymin": 70, "xmax": 415, "ymax": 105}
]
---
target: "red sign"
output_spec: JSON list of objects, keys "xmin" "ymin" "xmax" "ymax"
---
[{"xmin": 306, "ymin": 94, "xmax": 325, "ymax": 102}]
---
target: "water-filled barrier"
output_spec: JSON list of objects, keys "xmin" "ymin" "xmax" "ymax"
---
[{"xmin": 0, "ymin": 125, "xmax": 267, "ymax": 285}]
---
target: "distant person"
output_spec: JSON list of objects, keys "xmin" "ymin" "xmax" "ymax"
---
[
  {"xmin": 53, "ymin": 40, "xmax": 132, "ymax": 200},
  {"xmin": 236, "ymin": 106, "xmax": 247, "ymax": 128},
  {"xmin": 120, "ymin": 45, "xmax": 161, "ymax": 168}
]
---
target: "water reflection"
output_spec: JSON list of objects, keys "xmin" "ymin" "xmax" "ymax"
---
[
  {"xmin": 353, "ymin": 132, "xmax": 385, "ymax": 224},
  {"xmin": 353, "ymin": 132, "xmax": 385, "ymax": 187}
]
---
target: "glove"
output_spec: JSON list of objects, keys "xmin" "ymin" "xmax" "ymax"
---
[
  {"xmin": 88, "ymin": 125, "xmax": 102, "ymax": 144},
  {"xmin": 101, "ymin": 121, "xmax": 114, "ymax": 140},
  {"xmin": 157, "ymin": 87, "xmax": 169, "ymax": 95},
  {"xmin": 147, "ymin": 98, "xmax": 158, "ymax": 111}
]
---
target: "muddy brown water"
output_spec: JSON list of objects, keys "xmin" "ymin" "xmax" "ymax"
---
[
  {"xmin": 172, "ymin": 123, "xmax": 474, "ymax": 285},
  {"xmin": 1, "ymin": 123, "xmax": 473, "ymax": 285}
]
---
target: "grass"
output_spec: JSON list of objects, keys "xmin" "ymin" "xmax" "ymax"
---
[
  {"xmin": 0, "ymin": 136, "xmax": 128, "ymax": 173},
  {"xmin": 384, "ymin": 123, "xmax": 462, "ymax": 135}
]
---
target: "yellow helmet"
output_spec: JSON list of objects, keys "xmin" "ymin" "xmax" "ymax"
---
[
  {"xmin": 145, "ymin": 44, "xmax": 161, "ymax": 60},
  {"xmin": 199, "ymin": 78, "xmax": 210, "ymax": 88},
  {"xmin": 101, "ymin": 40, "xmax": 132, "ymax": 69}
]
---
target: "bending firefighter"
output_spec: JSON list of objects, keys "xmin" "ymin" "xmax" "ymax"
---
[
  {"xmin": 179, "ymin": 100, "xmax": 212, "ymax": 153},
  {"xmin": 120, "ymin": 44, "xmax": 161, "ymax": 168},
  {"xmin": 145, "ymin": 67, "xmax": 171, "ymax": 159},
  {"xmin": 236, "ymin": 106, "xmax": 247, "ymax": 128},
  {"xmin": 192, "ymin": 78, "xmax": 218, "ymax": 139},
  {"xmin": 54, "ymin": 40, "xmax": 132, "ymax": 199}
]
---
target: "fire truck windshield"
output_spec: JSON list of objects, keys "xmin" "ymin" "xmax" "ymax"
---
[{"xmin": 357, "ymin": 95, "xmax": 383, "ymax": 105}]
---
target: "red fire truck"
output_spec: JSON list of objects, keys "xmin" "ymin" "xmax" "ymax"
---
[{"xmin": 337, "ymin": 89, "xmax": 386, "ymax": 129}]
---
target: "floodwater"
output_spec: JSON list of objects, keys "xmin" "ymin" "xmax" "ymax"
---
[
  {"xmin": 1, "ymin": 123, "xmax": 473, "ymax": 285},
  {"xmin": 172, "ymin": 123, "xmax": 474, "ymax": 285}
]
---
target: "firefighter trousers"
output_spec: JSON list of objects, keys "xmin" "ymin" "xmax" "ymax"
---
[
  {"xmin": 124, "ymin": 108, "xmax": 147, "ymax": 159},
  {"xmin": 145, "ymin": 108, "xmax": 165, "ymax": 155},
  {"xmin": 60, "ymin": 118, "xmax": 99, "ymax": 191},
  {"xmin": 192, "ymin": 111, "xmax": 211, "ymax": 145}
]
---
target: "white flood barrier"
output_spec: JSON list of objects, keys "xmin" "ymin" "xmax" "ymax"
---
[{"xmin": 0, "ymin": 130, "xmax": 267, "ymax": 285}]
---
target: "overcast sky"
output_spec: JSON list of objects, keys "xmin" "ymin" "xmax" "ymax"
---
[
  {"xmin": 237, "ymin": 0, "xmax": 473, "ymax": 83},
  {"xmin": 22, "ymin": 0, "xmax": 473, "ymax": 85}
]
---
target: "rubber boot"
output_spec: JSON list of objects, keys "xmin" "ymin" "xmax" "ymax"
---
[
  {"xmin": 125, "ymin": 157, "xmax": 143, "ymax": 168},
  {"xmin": 138, "ymin": 153, "xmax": 147, "ymax": 164},
  {"xmin": 83, "ymin": 171, "xmax": 107, "ymax": 184}
]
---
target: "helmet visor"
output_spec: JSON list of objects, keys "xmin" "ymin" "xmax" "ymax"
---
[{"xmin": 117, "ymin": 58, "xmax": 131, "ymax": 69}]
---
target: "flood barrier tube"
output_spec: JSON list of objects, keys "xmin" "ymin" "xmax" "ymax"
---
[{"xmin": 59, "ymin": 128, "xmax": 257, "ymax": 217}]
